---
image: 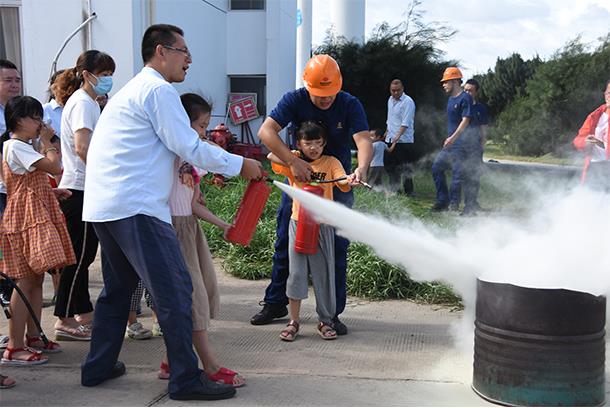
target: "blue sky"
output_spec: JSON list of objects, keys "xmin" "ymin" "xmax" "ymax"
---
[{"xmin": 311, "ymin": 0, "xmax": 610, "ymax": 80}]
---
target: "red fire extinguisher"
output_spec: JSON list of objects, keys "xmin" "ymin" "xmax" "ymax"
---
[
  {"xmin": 294, "ymin": 184, "xmax": 325, "ymax": 254},
  {"xmin": 226, "ymin": 175, "xmax": 271, "ymax": 246}
]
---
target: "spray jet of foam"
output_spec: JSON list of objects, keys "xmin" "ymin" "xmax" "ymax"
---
[{"xmin": 274, "ymin": 181, "xmax": 610, "ymax": 298}]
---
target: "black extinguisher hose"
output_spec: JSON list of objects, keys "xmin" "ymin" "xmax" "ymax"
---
[{"xmin": 0, "ymin": 271, "xmax": 50, "ymax": 346}]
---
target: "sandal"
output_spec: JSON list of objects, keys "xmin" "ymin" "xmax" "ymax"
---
[
  {"xmin": 280, "ymin": 320, "xmax": 299, "ymax": 342},
  {"xmin": 208, "ymin": 367, "xmax": 246, "ymax": 388},
  {"xmin": 26, "ymin": 335, "xmax": 62, "ymax": 354},
  {"xmin": 158, "ymin": 361, "xmax": 170, "ymax": 380},
  {"xmin": 0, "ymin": 373, "xmax": 16, "ymax": 389},
  {"xmin": 54, "ymin": 325, "xmax": 91, "ymax": 341},
  {"xmin": 317, "ymin": 322, "xmax": 337, "ymax": 340},
  {"xmin": 1, "ymin": 346, "xmax": 48, "ymax": 366},
  {"xmin": 0, "ymin": 335, "xmax": 8, "ymax": 350}
]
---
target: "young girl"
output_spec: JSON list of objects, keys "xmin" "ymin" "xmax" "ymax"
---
[
  {"xmin": 157, "ymin": 93, "xmax": 245, "ymax": 387},
  {"xmin": 52, "ymin": 50, "xmax": 115, "ymax": 340},
  {"xmin": 268, "ymin": 121, "xmax": 352, "ymax": 341},
  {"xmin": 0, "ymin": 96, "xmax": 76, "ymax": 364}
]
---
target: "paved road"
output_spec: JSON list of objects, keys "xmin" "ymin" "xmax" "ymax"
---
[{"xmin": 0, "ymin": 255, "xmax": 606, "ymax": 406}]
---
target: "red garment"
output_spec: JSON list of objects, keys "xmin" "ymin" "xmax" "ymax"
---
[{"xmin": 573, "ymin": 104, "xmax": 610, "ymax": 183}]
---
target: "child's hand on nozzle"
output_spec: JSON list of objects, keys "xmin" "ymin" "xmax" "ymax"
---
[{"xmin": 345, "ymin": 173, "xmax": 359, "ymax": 186}]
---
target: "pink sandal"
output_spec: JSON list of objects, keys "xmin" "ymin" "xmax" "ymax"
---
[
  {"xmin": 1, "ymin": 347, "xmax": 48, "ymax": 366},
  {"xmin": 208, "ymin": 367, "xmax": 246, "ymax": 388},
  {"xmin": 26, "ymin": 335, "xmax": 62, "ymax": 354},
  {"xmin": 158, "ymin": 361, "xmax": 170, "ymax": 380}
]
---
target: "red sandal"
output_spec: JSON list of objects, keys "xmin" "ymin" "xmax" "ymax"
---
[
  {"xmin": 26, "ymin": 335, "xmax": 62, "ymax": 354},
  {"xmin": 158, "ymin": 361, "xmax": 170, "ymax": 380},
  {"xmin": 208, "ymin": 367, "xmax": 246, "ymax": 388},
  {"xmin": 1, "ymin": 346, "xmax": 48, "ymax": 366}
]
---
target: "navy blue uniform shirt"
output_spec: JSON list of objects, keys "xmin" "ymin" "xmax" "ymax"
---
[
  {"xmin": 446, "ymin": 91, "xmax": 473, "ymax": 137},
  {"xmin": 269, "ymin": 88, "xmax": 369, "ymax": 173}
]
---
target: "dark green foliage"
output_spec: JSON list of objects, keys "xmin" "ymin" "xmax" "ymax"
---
[
  {"xmin": 481, "ymin": 35, "xmax": 610, "ymax": 156},
  {"xmin": 474, "ymin": 53, "xmax": 542, "ymax": 118},
  {"xmin": 314, "ymin": 1, "xmax": 456, "ymax": 158}
]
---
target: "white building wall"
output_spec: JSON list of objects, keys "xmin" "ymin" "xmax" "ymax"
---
[
  {"xmin": 18, "ymin": 0, "xmax": 296, "ymax": 142},
  {"xmin": 266, "ymin": 0, "xmax": 296, "ymax": 142}
]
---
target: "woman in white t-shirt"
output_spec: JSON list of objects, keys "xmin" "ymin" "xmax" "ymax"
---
[
  {"xmin": 0, "ymin": 96, "xmax": 75, "ymax": 366},
  {"xmin": 51, "ymin": 50, "xmax": 115, "ymax": 340}
]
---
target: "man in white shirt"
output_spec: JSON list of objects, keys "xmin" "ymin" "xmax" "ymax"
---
[
  {"xmin": 80, "ymin": 24, "xmax": 262, "ymax": 401},
  {"xmin": 384, "ymin": 79, "xmax": 416, "ymax": 195}
]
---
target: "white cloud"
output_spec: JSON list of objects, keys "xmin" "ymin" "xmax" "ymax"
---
[{"xmin": 311, "ymin": 0, "xmax": 610, "ymax": 80}]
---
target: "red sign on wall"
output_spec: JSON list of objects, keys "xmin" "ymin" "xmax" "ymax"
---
[{"xmin": 228, "ymin": 96, "xmax": 259, "ymax": 125}]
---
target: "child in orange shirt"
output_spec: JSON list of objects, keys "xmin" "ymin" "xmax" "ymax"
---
[{"xmin": 268, "ymin": 121, "xmax": 352, "ymax": 341}]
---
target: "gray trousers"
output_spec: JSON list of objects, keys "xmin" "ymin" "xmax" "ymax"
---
[{"xmin": 287, "ymin": 219, "xmax": 336, "ymax": 323}]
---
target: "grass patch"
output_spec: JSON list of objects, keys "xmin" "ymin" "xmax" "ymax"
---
[
  {"xmin": 200, "ymin": 161, "xmax": 468, "ymax": 306},
  {"xmin": 485, "ymin": 141, "xmax": 578, "ymax": 165}
]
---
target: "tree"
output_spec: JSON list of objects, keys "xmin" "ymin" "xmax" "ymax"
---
[{"xmin": 315, "ymin": 1, "xmax": 456, "ymax": 159}]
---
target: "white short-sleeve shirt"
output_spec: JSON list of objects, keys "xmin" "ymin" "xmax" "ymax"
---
[
  {"xmin": 3, "ymin": 139, "xmax": 44, "ymax": 174},
  {"xmin": 591, "ymin": 112, "xmax": 609, "ymax": 162},
  {"xmin": 59, "ymin": 88, "xmax": 100, "ymax": 190}
]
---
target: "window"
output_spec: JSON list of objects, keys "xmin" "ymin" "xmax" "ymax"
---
[
  {"xmin": 229, "ymin": 76, "xmax": 266, "ymax": 115},
  {"xmin": 0, "ymin": 7, "xmax": 21, "ymax": 70},
  {"xmin": 230, "ymin": 0, "xmax": 264, "ymax": 10}
]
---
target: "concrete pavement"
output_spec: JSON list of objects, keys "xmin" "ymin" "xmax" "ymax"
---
[{"xmin": 0, "ymin": 256, "xmax": 604, "ymax": 406}]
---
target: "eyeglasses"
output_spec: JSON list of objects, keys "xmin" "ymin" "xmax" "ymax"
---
[{"xmin": 162, "ymin": 45, "xmax": 191, "ymax": 59}]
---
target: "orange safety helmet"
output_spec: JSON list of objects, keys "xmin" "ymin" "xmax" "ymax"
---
[
  {"xmin": 302, "ymin": 54, "xmax": 343, "ymax": 97},
  {"xmin": 440, "ymin": 66, "xmax": 463, "ymax": 83}
]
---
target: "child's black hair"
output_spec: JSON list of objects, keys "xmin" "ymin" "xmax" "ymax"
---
[
  {"xmin": 372, "ymin": 128, "xmax": 384, "ymax": 138},
  {"xmin": 295, "ymin": 120, "xmax": 327, "ymax": 143},
  {"xmin": 1, "ymin": 96, "xmax": 43, "ymax": 150},
  {"xmin": 180, "ymin": 93, "xmax": 212, "ymax": 123}
]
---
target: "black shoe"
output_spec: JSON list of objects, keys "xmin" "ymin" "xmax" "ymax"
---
[
  {"xmin": 460, "ymin": 207, "xmax": 477, "ymax": 217},
  {"xmin": 430, "ymin": 203, "xmax": 448, "ymax": 212},
  {"xmin": 250, "ymin": 301, "xmax": 288, "ymax": 325},
  {"xmin": 331, "ymin": 317, "xmax": 348, "ymax": 335},
  {"xmin": 170, "ymin": 374, "xmax": 236, "ymax": 401},
  {"xmin": 82, "ymin": 361, "xmax": 126, "ymax": 387}
]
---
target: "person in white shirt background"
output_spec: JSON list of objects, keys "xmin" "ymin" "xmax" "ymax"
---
[
  {"xmin": 80, "ymin": 24, "xmax": 262, "ymax": 401},
  {"xmin": 384, "ymin": 79, "xmax": 416, "ymax": 195},
  {"xmin": 42, "ymin": 70, "xmax": 65, "ymax": 137}
]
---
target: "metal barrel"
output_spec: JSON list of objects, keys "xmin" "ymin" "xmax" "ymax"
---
[{"xmin": 472, "ymin": 279, "xmax": 606, "ymax": 406}]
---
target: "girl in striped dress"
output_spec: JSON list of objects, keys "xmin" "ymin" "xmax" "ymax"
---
[{"xmin": 0, "ymin": 96, "xmax": 75, "ymax": 365}]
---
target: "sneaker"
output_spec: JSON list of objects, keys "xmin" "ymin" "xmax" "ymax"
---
[
  {"xmin": 449, "ymin": 203, "xmax": 460, "ymax": 212},
  {"xmin": 250, "ymin": 302, "xmax": 288, "ymax": 325},
  {"xmin": 331, "ymin": 317, "xmax": 348, "ymax": 336},
  {"xmin": 460, "ymin": 207, "xmax": 477, "ymax": 217},
  {"xmin": 152, "ymin": 322, "xmax": 163, "ymax": 337},
  {"xmin": 126, "ymin": 322, "xmax": 152, "ymax": 340}
]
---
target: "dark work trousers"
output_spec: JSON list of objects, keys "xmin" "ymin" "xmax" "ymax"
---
[
  {"xmin": 81, "ymin": 215, "xmax": 202, "ymax": 395},
  {"xmin": 384, "ymin": 143, "xmax": 415, "ymax": 194},
  {"xmin": 264, "ymin": 179, "xmax": 353, "ymax": 317},
  {"xmin": 432, "ymin": 147, "xmax": 463, "ymax": 207},
  {"xmin": 54, "ymin": 190, "xmax": 98, "ymax": 318}
]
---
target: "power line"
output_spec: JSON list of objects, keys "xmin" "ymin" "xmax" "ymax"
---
[{"xmin": 201, "ymin": 0, "xmax": 227, "ymax": 14}]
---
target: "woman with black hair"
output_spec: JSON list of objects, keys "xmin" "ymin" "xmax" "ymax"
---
[{"xmin": 52, "ymin": 50, "xmax": 115, "ymax": 340}]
